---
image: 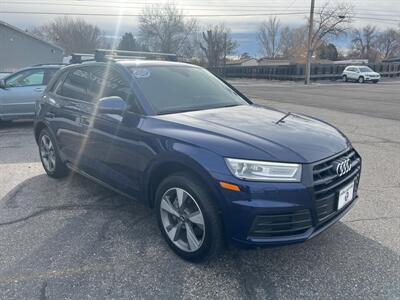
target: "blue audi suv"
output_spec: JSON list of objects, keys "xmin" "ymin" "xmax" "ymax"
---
[{"xmin": 34, "ymin": 52, "xmax": 361, "ymax": 262}]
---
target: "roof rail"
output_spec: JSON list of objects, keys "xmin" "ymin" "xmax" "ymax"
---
[
  {"xmin": 94, "ymin": 49, "xmax": 178, "ymax": 62},
  {"xmin": 32, "ymin": 63, "xmax": 68, "ymax": 67},
  {"xmin": 70, "ymin": 53, "xmax": 95, "ymax": 64}
]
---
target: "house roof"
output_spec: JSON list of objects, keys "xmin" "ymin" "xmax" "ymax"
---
[
  {"xmin": 226, "ymin": 58, "xmax": 256, "ymax": 65},
  {"xmin": 0, "ymin": 20, "xmax": 64, "ymax": 52}
]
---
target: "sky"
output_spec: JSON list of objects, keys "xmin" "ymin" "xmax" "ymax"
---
[{"xmin": 1, "ymin": 0, "xmax": 400, "ymax": 56}]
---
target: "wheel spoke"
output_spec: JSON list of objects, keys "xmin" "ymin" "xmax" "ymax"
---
[
  {"xmin": 160, "ymin": 197, "xmax": 180, "ymax": 217},
  {"xmin": 187, "ymin": 211, "xmax": 204, "ymax": 229},
  {"xmin": 167, "ymin": 223, "xmax": 182, "ymax": 242},
  {"xmin": 176, "ymin": 188, "xmax": 187, "ymax": 208},
  {"xmin": 49, "ymin": 154, "xmax": 56, "ymax": 170},
  {"xmin": 185, "ymin": 222, "xmax": 200, "ymax": 251},
  {"xmin": 173, "ymin": 222, "xmax": 183, "ymax": 241}
]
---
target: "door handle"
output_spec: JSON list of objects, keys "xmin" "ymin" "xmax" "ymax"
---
[{"xmin": 34, "ymin": 87, "xmax": 44, "ymax": 92}]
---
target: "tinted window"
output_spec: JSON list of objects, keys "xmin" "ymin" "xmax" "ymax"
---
[
  {"xmin": 58, "ymin": 68, "xmax": 89, "ymax": 101},
  {"xmin": 43, "ymin": 68, "xmax": 59, "ymax": 85},
  {"xmin": 51, "ymin": 71, "xmax": 68, "ymax": 94},
  {"xmin": 87, "ymin": 65, "xmax": 140, "ymax": 113},
  {"xmin": 5, "ymin": 69, "xmax": 45, "ymax": 87},
  {"xmin": 359, "ymin": 67, "xmax": 373, "ymax": 72},
  {"xmin": 129, "ymin": 66, "xmax": 248, "ymax": 114}
]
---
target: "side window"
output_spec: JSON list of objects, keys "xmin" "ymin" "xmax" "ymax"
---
[
  {"xmin": 51, "ymin": 71, "xmax": 68, "ymax": 94},
  {"xmin": 87, "ymin": 66, "xmax": 141, "ymax": 113},
  {"xmin": 58, "ymin": 68, "xmax": 89, "ymax": 101},
  {"xmin": 5, "ymin": 69, "xmax": 45, "ymax": 87}
]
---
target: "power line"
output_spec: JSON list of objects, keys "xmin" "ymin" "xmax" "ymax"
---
[
  {"xmin": 0, "ymin": 10, "xmax": 399, "ymax": 24},
  {"xmin": 0, "ymin": 11, "xmax": 311, "ymax": 17},
  {"xmin": 5, "ymin": 0, "xmax": 400, "ymax": 13}
]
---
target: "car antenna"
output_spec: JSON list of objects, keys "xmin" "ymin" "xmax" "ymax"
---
[{"xmin": 275, "ymin": 112, "xmax": 292, "ymax": 124}]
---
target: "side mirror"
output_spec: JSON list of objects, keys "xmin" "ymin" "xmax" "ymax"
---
[
  {"xmin": 0, "ymin": 79, "xmax": 5, "ymax": 89},
  {"xmin": 97, "ymin": 96, "xmax": 127, "ymax": 115}
]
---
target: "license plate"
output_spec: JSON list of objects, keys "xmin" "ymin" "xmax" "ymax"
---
[{"xmin": 338, "ymin": 181, "xmax": 355, "ymax": 210}]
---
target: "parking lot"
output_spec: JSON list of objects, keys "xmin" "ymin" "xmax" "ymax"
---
[{"xmin": 1, "ymin": 79, "xmax": 399, "ymax": 299}]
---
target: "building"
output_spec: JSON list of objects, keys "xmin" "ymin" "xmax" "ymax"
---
[
  {"xmin": 0, "ymin": 21, "xmax": 64, "ymax": 72},
  {"xmin": 226, "ymin": 58, "xmax": 259, "ymax": 67},
  {"xmin": 257, "ymin": 58, "xmax": 291, "ymax": 66}
]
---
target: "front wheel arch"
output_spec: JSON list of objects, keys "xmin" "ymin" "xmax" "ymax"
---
[{"xmin": 145, "ymin": 158, "xmax": 222, "ymax": 211}]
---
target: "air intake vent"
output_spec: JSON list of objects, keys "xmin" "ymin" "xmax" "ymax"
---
[{"xmin": 249, "ymin": 209, "xmax": 312, "ymax": 238}]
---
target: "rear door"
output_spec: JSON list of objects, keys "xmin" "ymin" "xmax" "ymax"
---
[
  {"xmin": 49, "ymin": 67, "xmax": 91, "ymax": 165},
  {"xmin": 0, "ymin": 68, "xmax": 48, "ymax": 118},
  {"xmin": 348, "ymin": 67, "xmax": 358, "ymax": 80},
  {"xmin": 82, "ymin": 65, "xmax": 144, "ymax": 197}
]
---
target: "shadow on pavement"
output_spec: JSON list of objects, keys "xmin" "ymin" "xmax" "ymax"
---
[{"xmin": 0, "ymin": 174, "xmax": 398, "ymax": 299}]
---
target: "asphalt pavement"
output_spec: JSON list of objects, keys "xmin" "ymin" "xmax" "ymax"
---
[{"xmin": 0, "ymin": 79, "xmax": 399, "ymax": 299}]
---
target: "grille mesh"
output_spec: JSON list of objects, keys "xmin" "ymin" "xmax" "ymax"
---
[{"xmin": 313, "ymin": 148, "xmax": 361, "ymax": 222}]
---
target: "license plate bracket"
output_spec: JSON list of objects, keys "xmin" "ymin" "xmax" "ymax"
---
[{"xmin": 337, "ymin": 181, "xmax": 355, "ymax": 210}]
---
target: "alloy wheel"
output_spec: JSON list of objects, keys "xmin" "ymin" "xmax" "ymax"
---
[
  {"xmin": 160, "ymin": 187, "xmax": 205, "ymax": 252},
  {"xmin": 40, "ymin": 135, "xmax": 56, "ymax": 172}
]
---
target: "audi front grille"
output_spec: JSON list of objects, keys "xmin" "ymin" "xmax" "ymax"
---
[{"xmin": 312, "ymin": 148, "xmax": 362, "ymax": 223}]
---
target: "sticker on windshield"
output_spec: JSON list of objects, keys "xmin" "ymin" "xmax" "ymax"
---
[{"xmin": 131, "ymin": 68, "xmax": 150, "ymax": 79}]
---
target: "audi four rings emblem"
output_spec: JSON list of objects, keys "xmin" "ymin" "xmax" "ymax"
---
[{"xmin": 334, "ymin": 158, "xmax": 352, "ymax": 177}]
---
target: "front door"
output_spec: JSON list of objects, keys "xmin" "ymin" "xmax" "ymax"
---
[{"xmin": 0, "ymin": 68, "xmax": 56, "ymax": 119}]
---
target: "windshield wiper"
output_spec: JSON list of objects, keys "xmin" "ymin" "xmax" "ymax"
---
[{"xmin": 275, "ymin": 112, "xmax": 293, "ymax": 124}]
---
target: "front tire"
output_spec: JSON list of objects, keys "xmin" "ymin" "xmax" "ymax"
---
[
  {"xmin": 155, "ymin": 173, "xmax": 224, "ymax": 262},
  {"xmin": 38, "ymin": 128, "xmax": 69, "ymax": 178},
  {"xmin": 373, "ymin": 80, "xmax": 379, "ymax": 84},
  {"xmin": 358, "ymin": 76, "xmax": 365, "ymax": 83},
  {"xmin": 342, "ymin": 75, "xmax": 347, "ymax": 82}
]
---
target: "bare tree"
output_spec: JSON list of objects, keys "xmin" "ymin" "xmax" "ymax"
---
[
  {"xmin": 138, "ymin": 4, "xmax": 197, "ymax": 56},
  {"xmin": 375, "ymin": 28, "xmax": 400, "ymax": 60},
  {"xmin": 32, "ymin": 17, "xmax": 107, "ymax": 55},
  {"xmin": 200, "ymin": 24, "xmax": 238, "ymax": 68},
  {"xmin": 280, "ymin": 25, "xmax": 308, "ymax": 61},
  {"xmin": 310, "ymin": 1, "xmax": 353, "ymax": 55},
  {"xmin": 351, "ymin": 25, "xmax": 378, "ymax": 61},
  {"xmin": 257, "ymin": 17, "xmax": 282, "ymax": 59},
  {"xmin": 278, "ymin": 2, "xmax": 352, "ymax": 63}
]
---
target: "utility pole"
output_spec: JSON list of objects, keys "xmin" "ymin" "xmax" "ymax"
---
[{"xmin": 305, "ymin": 0, "xmax": 315, "ymax": 85}]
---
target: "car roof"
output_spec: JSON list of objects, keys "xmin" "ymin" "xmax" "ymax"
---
[
  {"xmin": 64, "ymin": 60, "xmax": 199, "ymax": 71},
  {"xmin": 115, "ymin": 60, "xmax": 199, "ymax": 68}
]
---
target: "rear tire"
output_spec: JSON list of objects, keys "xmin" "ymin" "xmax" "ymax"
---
[
  {"xmin": 342, "ymin": 75, "xmax": 347, "ymax": 82},
  {"xmin": 155, "ymin": 173, "xmax": 224, "ymax": 262},
  {"xmin": 358, "ymin": 76, "xmax": 365, "ymax": 83},
  {"xmin": 38, "ymin": 128, "xmax": 69, "ymax": 178}
]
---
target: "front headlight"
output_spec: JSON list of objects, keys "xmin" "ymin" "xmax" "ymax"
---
[{"xmin": 225, "ymin": 158, "xmax": 302, "ymax": 182}]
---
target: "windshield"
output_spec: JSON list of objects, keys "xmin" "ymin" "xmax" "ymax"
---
[
  {"xmin": 129, "ymin": 66, "xmax": 248, "ymax": 114},
  {"xmin": 359, "ymin": 67, "xmax": 373, "ymax": 72}
]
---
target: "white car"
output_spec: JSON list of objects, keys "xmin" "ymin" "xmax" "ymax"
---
[{"xmin": 342, "ymin": 66, "xmax": 380, "ymax": 83}]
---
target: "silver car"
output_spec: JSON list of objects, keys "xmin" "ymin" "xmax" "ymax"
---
[{"xmin": 0, "ymin": 65, "xmax": 62, "ymax": 122}]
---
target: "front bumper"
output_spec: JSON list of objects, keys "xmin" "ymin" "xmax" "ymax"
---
[
  {"xmin": 212, "ymin": 148, "xmax": 361, "ymax": 247},
  {"xmin": 365, "ymin": 76, "xmax": 380, "ymax": 81}
]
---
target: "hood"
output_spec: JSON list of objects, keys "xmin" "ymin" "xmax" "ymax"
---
[{"xmin": 150, "ymin": 105, "xmax": 350, "ymax": 163}]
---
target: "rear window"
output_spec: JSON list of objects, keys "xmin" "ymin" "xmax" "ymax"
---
[
  {"xmin": 129, "ymin": 66, "xmax": 248, "ymax": 114},
  {"xmin": 57, "ymin": 68, "xmax": 89, "ymax": 101}
]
